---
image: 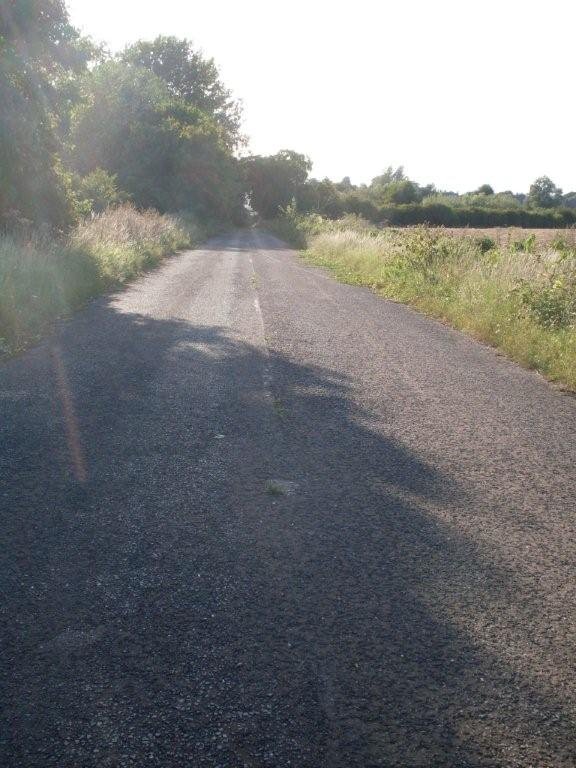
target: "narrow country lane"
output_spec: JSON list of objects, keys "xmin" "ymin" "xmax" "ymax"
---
[{"xmin": 1, "ymin": 229, "xmax": 575, "ymax": 767}]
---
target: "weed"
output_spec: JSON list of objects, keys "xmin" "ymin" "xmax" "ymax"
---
[
  {"xmin": 512, "ymin": 233, "xmax": 537, "ymax": 253},
  {"xmin": 475, "ymin": 236, "xmax": 496, "ymax": 253},
  {"xmin": 515, "ymin": 279, "xmax": 576, "ymax": 329},
  {"xmin": 265, "ymin": 480, "xmax": 285, "ymax": 496},
  {"xmin": 272, "ymin": 397, "xmax": 286, "ymax": 419}
]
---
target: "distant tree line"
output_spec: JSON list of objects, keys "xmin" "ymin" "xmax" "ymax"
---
[{"xmin": 243, "ymin": 161, "xmax": 576, "ymax": 228}]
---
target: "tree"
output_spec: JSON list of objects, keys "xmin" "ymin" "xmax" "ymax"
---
[
  {"xmin": 337, "ymin": 176, "xmax": 354, "ymax": 192},
  {"xmin": 0, "ymin": 0, "xmax": 74, "ymax": 66},
  {"xmin": 371, "ymin": 166, "xmax": 406, "ymax": 187},
  {"xmin": 381, "ymin": 180, "xmax": 421, "ymax": 205},
  {"xmin": 122, "ymin": 37, "xmax": 242, "ymax": 149},
  {"xmin": 475, "ymin": 184, "xmax": 494, "ymax": 195},
  {"xmin": 0, "ymin": 0, "xmax": 87, "ymax": 226},
  {"xmin": 70, "ymin": 61, "xmax": 244, "ymax": 221},
  {"xmin": 368, "ymin": 167, "xmax": 421, "ymax": 205},
  {"xmin": 243, "ymin": 150, "xmax": 312, "ymax": 218},
  {"xmin": 527, "ymin": 176, "xmax": 563, "ymax": 209},
  {"xmin": 419, "ymin": 183, "xmax": 436, "ymax": 199},
  {"xmin": 297, "ymin": 178, "xmax": 344, "ymax": 218}
]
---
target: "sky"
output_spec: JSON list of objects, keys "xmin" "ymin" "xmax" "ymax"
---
[{"xmin": 66, "ymin": 0, "xmax": 575, "ymax": 193}]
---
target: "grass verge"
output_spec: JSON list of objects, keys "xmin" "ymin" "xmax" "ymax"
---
[
  {"xmin": 272, "ymin": 213, "xmax": 576, "ymax": 391},
  {"xmin": 0, "ymin": 204, "xmax": 207, "ymax": 355}
]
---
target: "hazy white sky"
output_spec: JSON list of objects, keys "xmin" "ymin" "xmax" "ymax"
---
[{"xmin": 67, "ymin": 0, "xmax": 575, "ymax": 193}]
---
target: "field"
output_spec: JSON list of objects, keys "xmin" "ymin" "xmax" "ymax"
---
[{"xmin": 430, "ymin": 227, "xmax": 576, "ymax": 248}]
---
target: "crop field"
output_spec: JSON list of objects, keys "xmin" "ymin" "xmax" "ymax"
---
[{"xmin": 428, "ymin": 227, "xmax": 576, "ymax": 248}]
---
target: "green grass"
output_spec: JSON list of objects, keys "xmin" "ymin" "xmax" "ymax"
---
[
  {"xmin": 0, "ymin": 204, "xmax": 202, "ymax": 355},
  {"xmin": 276, "ymin": 215, "xmax": 576, "ymax": 390},
  {"xmin": 272, "ymin": 397, "xmax": 287, "ymax": 419},
  {"xmin": 265, "ymin": 480, "xmax": 286, "ymax": 496}
]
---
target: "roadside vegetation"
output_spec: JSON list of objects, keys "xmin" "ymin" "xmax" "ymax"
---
[
  {"xmin": 0, "ymin": 206, "xmax": 198, "ymax": 354},
  {"xmin": 271, "ymin": 211, "xmax": 576, "ymax": 390},
  {"xmin": 0, "ymin": 1, "xmax": 240, "ymax": 355}
]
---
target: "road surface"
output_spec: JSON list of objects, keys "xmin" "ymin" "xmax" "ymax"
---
[{"xmin": 1, "ymin": 229, "xmax": 575, "ymax": 767}]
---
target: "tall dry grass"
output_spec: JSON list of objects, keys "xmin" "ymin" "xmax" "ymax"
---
[
  {"xmin": 70, "ymin": 204, "xmax": 192, "ymax": 283},
  {"xmin": 0, "ymin": 204, "xmax": 193, "ymax": 353}
]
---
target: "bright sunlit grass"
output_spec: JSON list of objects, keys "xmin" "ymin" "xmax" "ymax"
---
[
  {"xmin": 278, "ymin": 216, "xmax": 576, "ymax": 390},
  {"xmin": 0, "ymin": 205, "xmax": 195, "ymax": 354}
]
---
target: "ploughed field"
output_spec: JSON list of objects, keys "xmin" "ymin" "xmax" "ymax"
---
[{"xmin": 428, "ymin": 226, "xmax": 576, "ymax": 247}]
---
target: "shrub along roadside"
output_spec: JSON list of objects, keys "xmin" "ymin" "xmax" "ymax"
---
[
  {"xmin": 0, "ymin": 204, "xmax": 204, "ymax": 355},
  {"xmin": 270, "ymin": 213, "xmax": 576, "ymax": 391}
]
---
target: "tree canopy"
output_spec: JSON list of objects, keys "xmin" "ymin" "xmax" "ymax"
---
[
  {"xmin": 243, "ymin": 150, "xmax": 312, "ymax": 218},
  {"xmin": 70, "ymin": 61, "xmax": 244, "ymax": 220},
  {"xmin": 0, "ymin": 0, "xmax": 74, "ymax": 63},
  {"xmin": 0, "ymin": 0, "xmax": 87, "ymax": 225},
  {"xmin": 528, "ymin": 176, "xmax": 563, "ymax": 209},
  {"xmin": 122, "ymin": 36, "xmax": 242, "ymax": 149},
  {"xmin": 0, "ymin": 8, "xmax": 246, "ymax": 227}
]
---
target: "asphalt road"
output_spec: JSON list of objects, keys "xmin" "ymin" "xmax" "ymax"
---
[{"xmin": 1, "ymin": 229, "xmax": 575, "ymax": 767}]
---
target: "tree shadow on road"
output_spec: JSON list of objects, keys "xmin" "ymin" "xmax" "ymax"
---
[{"xmin": 0, "ymin": 304, "xmax": 574, "ymax": 768}]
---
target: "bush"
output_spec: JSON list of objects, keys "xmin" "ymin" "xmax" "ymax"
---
[
  {"xmin": 475, "ymin": 236, "xmax": 496, "ymax": 253},
  {"xmin": 74, "ymin": 169, "xmax": 127, "ymax": 214},
  {"xmin": 516, "ymin": 279, "xmax": 576, "ymax": 329}
]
